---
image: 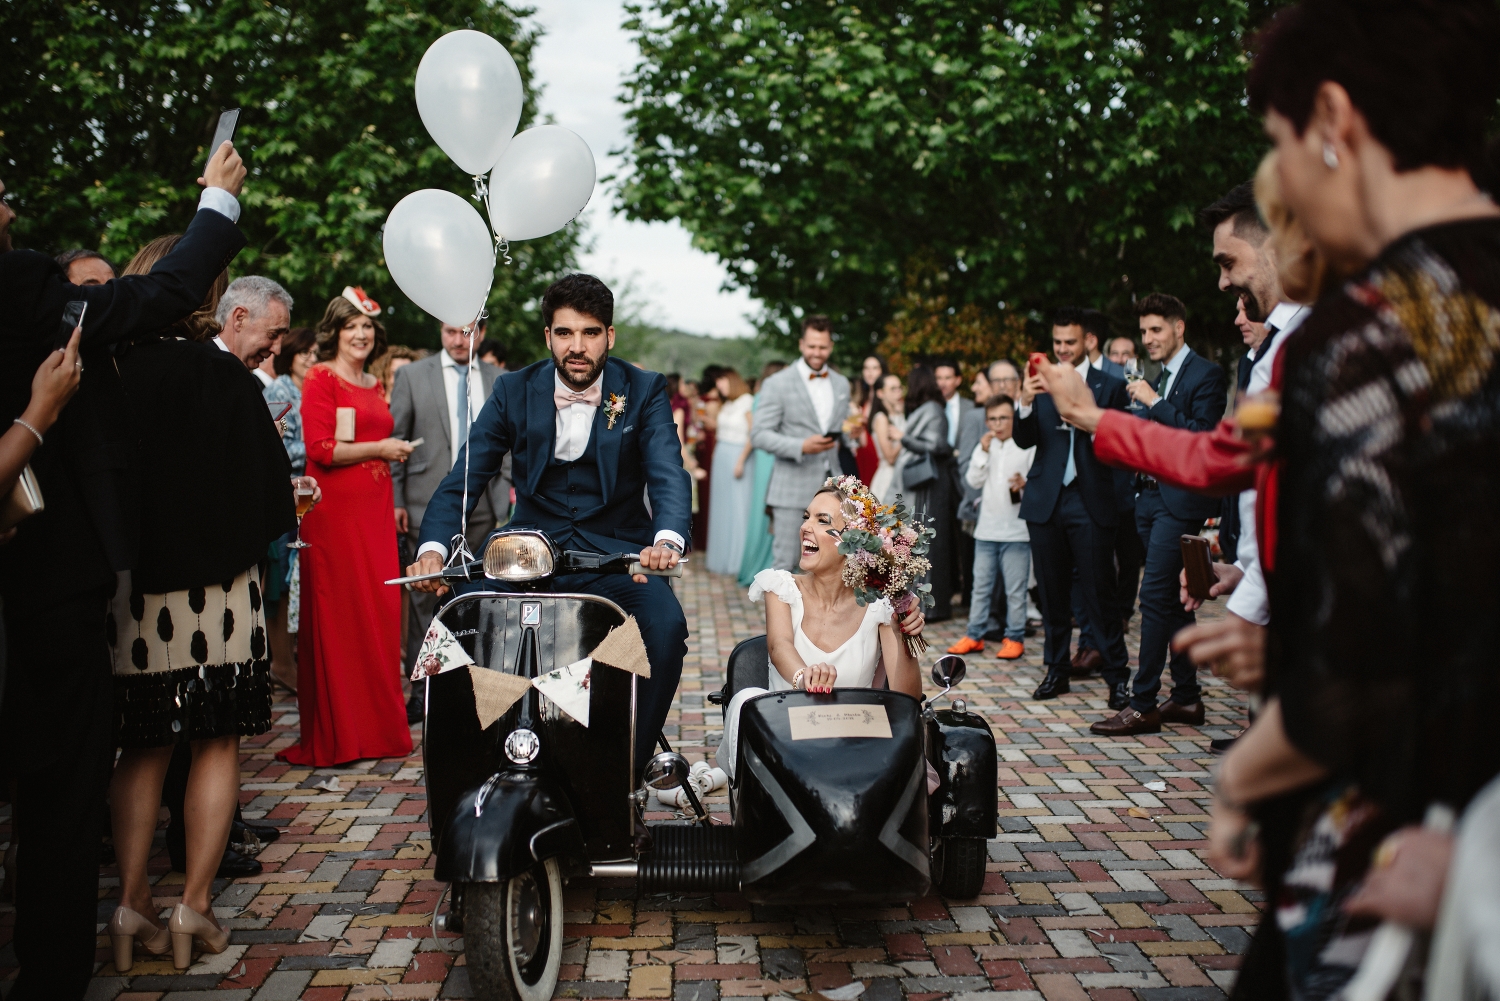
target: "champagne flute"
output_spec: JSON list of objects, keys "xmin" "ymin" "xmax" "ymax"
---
[
  {"xmin": 288, "ymin": 483, "xmax": 316, "ymax": 549},
  {"xmin": 1124, "ymin": 358, "xmax": 1146, "ymax": 411}
]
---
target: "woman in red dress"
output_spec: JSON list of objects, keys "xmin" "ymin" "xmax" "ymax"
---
[{"xmin": 280, "ymin": 296, "xmax": 415, "ymax": 766}]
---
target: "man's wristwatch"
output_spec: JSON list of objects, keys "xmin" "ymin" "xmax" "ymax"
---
[{"xmin": 658, "ymin": 540, "xmax": 684, "ymax": 554}]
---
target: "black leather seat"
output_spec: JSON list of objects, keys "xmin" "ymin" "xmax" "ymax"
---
[{"xmin": 709, "ymin": 634, "xmax": 768, "ymax": 712}]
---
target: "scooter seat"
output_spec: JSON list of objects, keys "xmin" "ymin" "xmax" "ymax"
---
[{"xmin": 732, "ymin": 689, "xmax": 930, "ymax": 905}]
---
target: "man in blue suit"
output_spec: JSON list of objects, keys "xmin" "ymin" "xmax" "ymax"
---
[
  {"xmin": 406, "ymin": 274, "xmax": 692, "ymax": 769},
  {"xmin": 1014, "ymin": 313, "xmax": 1132, "ymax": 706},
  {"xmin": 1091, "ymin": 293, "xmax": 1227, "ymax": 736}
]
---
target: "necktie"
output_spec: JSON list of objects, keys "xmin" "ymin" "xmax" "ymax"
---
[
  {"xmin": 456, "ymin": 365, "xmax": 470, "ymax": 452},
  {"xmin": 1062, "ymin": 425, "xmax": 1077, "ymax": 486},
  {"xmin": 1156, "ymin": 366, "xmax": 1170, "ymax": 396}
]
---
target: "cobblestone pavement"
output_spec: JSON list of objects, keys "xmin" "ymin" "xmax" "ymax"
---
[{"xmin": 0, "ymin": 564, "xmax": 1253, "ymax": 1000}]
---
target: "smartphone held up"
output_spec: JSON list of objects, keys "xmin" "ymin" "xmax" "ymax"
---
[{"xmin": 205, "ymin": 109, "xmax": 240, "ymax": 170}]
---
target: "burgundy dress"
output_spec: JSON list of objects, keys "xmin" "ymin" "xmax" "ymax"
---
[{"xmin": 280, "ymin": 365, "xmax": 412, "ymax": 766}]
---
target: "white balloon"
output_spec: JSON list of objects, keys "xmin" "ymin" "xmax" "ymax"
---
[
  {"xmin": 488, "ymin": 126, "xmax": 596, "ymax": 241},
  {"xmin": 383, "ymin": 189, "xmax": 494, "ymax": 326},
  {"xmin": 415, "ymin": 30, "xmax": 523, "ymax": 176}
]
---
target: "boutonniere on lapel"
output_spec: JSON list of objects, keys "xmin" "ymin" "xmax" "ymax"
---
[{"xmin": 604, "ymin": 393, "xmax": 627, "ymax": 430}]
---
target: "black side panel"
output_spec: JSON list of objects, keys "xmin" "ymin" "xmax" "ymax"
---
[
  {"xmin": 927, "ymin": 709, "xmax": 999, "ymax": 839},
  {"xmin": 423, "ymin": 593, "xmax": 633, "ymax": 863},
  {"xmin": 435, "ymin": 771, "xmax": 573, "ymax": 883},
  {"xmin": 733, "ymin": 689, "xmax": 930, "ymax": 905}
]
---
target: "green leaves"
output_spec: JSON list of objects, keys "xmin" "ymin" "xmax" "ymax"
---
[
  {"xmin": 618, "ymin": 0, "xmax": 1288, "ymax": 362},
  {"xmin": 2, "ymin": 0, "xmax": 578, "ymax": 356}
]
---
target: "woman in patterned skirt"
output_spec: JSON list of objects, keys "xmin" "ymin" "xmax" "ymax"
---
[{"xmin": 105, "ymin": 240, "xmax": 303, "ymax": 970}]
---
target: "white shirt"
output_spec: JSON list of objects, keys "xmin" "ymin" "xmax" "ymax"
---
[
  {"xmin": 966, "ymin": 437, "xmax": 1036, "ymax": 542},
  {"xmin": 1225, "ymin": 303, "xmax": 1308, "ymax": 626},
  {"xmin": 716, "ymin": 393, "xmax": 754, "ymax": 446},
  {"xmin": 1153, "ymin": 342, "xmax": 1190, "ymax": 404},
  {"xmin": 945, "ymin": 394, "xmax": 962, "ymax": 447},
  {"xmin": 197, "ymin": 186, "xmax": 241, "ymax": 223},
  {"xmin": 442, "ymin": 351, "xmax": 484, "ymax": 467},
  {"xmin": 253, "ymin": 368, "xmax": 273, "ymax": 387},
  {"xmin": 796, "ymin": 357, "xmax": 836, "ymax": 432},
  {"xmin": 212, "ymin": 335, "xmax": 233, "ymax": 356},
  {"xmin": 417, "ymin": 369, "xmax": 684, "ymax": 561}
]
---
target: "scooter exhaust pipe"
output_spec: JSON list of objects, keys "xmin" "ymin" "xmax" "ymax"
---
[{"xmin": 588, "ymin": 862, "xmax": 639, "ymax": 879}]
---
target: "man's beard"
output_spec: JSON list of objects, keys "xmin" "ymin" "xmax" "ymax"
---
[
  {"xmin": 1227, "ymin": 281, "xmax": 1272, "ymax": 322},
  {"xmin": 553, "ymin": 349, "xmax": 607, "ymax": 391}
]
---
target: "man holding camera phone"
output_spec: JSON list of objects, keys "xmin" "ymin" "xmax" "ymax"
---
[
  {"xmin": 0, "ymin": 141, "xmax": 249, "ymax": 1001},
  {"xmin": 750, "ymin": 316, "xmax": 851, "ymax": 571}
]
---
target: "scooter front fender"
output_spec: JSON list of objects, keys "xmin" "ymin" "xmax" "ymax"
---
[
  {"xmin": 927, "ymin": 708, "xmax": 999, "ymax": 839},
  {"xmin": 435, "ymin": 770, "xmax": 585, "ymax": 884}
]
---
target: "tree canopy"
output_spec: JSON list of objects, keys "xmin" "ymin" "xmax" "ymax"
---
[
  {"xmin": 619, "ymin": 0, "xmax": 1289, "ymax": 363},
  {"xmin": 2, "ymin": 0, "xmax": 576, "ymax": 354}
]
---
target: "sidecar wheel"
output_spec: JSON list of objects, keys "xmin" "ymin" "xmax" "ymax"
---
[
  {"xmin": 461, "ymin": 858, "xmax": 564, "ymax": 1001},
  {"xmin": 935, "ymin": 837, "xmax": 986, "ymax": 899}
]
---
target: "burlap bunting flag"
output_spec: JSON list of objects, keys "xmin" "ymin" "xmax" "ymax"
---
[
  {"xmin": 468, "ymin": 667, "xmax": 533, "ymax": 730},
  {"xmin": 589, "ymin": 616, "xmax": 651, "ymax": 678}
]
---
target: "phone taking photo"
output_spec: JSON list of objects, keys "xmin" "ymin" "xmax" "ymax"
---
[
  {"xmin": 204, "ymin": 108, "xmax": 240, "ymax": 171},
  {"xmin": 57, "ymin": 300, "xmax": 87, "ymax": 350}
]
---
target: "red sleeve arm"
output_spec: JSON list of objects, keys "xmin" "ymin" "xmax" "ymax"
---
[
  {"xmin": 300, "ymin": 367, "xmax": 338, "ymax": 468},
  {"xmin": 1093, "ymin": 410, "xmax": 1255, "ymax": 497}
]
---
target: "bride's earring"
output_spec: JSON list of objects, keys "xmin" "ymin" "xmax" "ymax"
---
[{"xmin": 1323, "ymin": 142, "xmax": 1339, "ymax": 170}]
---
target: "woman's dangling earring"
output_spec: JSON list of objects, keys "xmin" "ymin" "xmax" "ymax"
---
[{"xmin": 1323, "ymin": 142, "xmax": 1339, "ymax": 170}]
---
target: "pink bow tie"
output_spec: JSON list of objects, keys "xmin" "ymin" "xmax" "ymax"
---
[{"xmin": 555, "ymin": 382, "xmax": 602, "ymax": 410}]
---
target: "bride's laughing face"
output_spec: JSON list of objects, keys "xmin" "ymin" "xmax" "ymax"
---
[{"xmin": 799, "ymin": 492, "xmax": 847, "ymax": 573}]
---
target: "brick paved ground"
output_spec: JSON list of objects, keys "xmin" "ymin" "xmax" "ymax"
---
[{"xmin": 0, "ymin": 565, "xmax": 1253, "ymax": 1000}]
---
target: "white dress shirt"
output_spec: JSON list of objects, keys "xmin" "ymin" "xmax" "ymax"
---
[
  {"xmin": 197, "ymin": 186, "xmax": 241, "ymax": 223},
  {"xmin": 1153, "ymin": 342, "xmax": 1190, "ymax": 404},
  {"xmin": 442, "ymin": 350, "xmax": 484, "ymax": 466},
  {"xmin": 795, "ymin": 357, "xmax": 836, "ymax": 432},
  {"xmin": 253, "ymin": 368, "xmax": 273, "ymax": 387},
  {"xmin": 965, "ymin": 437, "xmax": 1036, "ymax": 542},
  {"xmin": 212, "ymin": 335, "xmax": 233, "ymax": 356},
  {"xmin": 418, "ymin": 368, "xmax": 684, "ymax": 561},
  {"xmin": 1225, "ymin": 302, "xmax": 1308, "ymax": 625}
]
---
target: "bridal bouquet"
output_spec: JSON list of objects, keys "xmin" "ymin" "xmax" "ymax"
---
[{"xmin": 826, "ymin": 475, "xmax": 936, "ymax": 656}]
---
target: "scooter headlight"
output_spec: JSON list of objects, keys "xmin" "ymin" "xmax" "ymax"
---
[{"xmin": 483, "ymin": 531, "xmax": 556, "ymax": 581}]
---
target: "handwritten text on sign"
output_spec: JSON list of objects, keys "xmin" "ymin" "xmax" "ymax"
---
[{"xmin": 787, "ymin": 705, "xmax": 893, "ymax": 740}]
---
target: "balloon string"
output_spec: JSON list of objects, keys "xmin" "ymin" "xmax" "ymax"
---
[{"xmin": 448, "ymin": 307, "xmax": 489, "ymax": 575}]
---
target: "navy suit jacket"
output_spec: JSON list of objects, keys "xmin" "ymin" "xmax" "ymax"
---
[
  {"xmin": 1013, "ymin": 366, "xmax": 1129, "ymax": 528},
  {"xmin": 418, "ymin": 356, "xmax": 692, "ymax": 558},
  {"xmin": 1135, "ymin": 348, "xmax": 1228, "ymax": 521}
]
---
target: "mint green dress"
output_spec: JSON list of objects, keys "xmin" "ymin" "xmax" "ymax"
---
[{"xmin": 737, "ymin": 394, "xmax": 777, "ymax": 587}]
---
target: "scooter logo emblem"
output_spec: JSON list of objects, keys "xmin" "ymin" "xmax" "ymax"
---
[
  {"xmin": 505, "ymin": 728, "xmax": 540, "ymax": 764},
  {"xmin": 521, "ymin": 602, "xmax": 540, "ymax": 625}
]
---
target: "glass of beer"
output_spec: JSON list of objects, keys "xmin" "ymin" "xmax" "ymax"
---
[{"xmin": 288, "ymin": 482, "xmax": 316, "ymax": 549}]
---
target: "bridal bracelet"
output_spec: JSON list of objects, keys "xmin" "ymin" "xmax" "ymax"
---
[
  {"xmin": 12, "ymin": 418, "xmax": 43, "ymax": 446},
  {"xmin": 792, "ymin": 669, "xmax": 805, "ymax": 691}
]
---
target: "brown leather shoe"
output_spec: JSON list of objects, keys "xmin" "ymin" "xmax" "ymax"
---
[
  {"xmin": 1157, "ymin": 699, "xmax": 1205, "ymax": 726},
  {"xmin": 1089, "ymin": 706, "xmax": 1162, "ymax": 736},
  {"xmin": 1070, "ymin": 647, "xmax": 1104, "ymax": 677}
]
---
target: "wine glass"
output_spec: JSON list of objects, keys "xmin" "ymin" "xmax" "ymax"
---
[
  {"xmin": 1123, "ymin": 358, "xmax": 1146, "ymax": 411},
  {"xmin": 288, "ymin": 483, "xmax": 316, "ymax": 549}
]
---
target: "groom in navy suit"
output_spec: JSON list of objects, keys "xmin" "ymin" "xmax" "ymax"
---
[{"xmin": 407, "ymin": 274, "xmax": 692, "ymax": 768}]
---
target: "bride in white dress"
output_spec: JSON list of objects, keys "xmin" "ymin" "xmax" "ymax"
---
[
  {"xmin": 867, "ymin": 373, "xmax": 907, "ymax": 504},
  {"xmin": 716, "ymin": 482, "xmax": 927, "ymax": 778}
]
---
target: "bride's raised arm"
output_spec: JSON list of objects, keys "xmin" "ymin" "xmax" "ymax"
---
[
  {"xmin": 878, "ymin": 606, "xmax": 926, "ymax": 698},
  {"xmin": 765, "ymin": 592, "xmax": 838, "ymax": 693}
]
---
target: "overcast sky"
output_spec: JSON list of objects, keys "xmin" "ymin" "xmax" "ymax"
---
[{"xmin": 527, "ymin": 0, "xmax": 759, "ymax": 337}]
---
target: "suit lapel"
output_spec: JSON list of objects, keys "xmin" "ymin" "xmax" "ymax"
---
[
  {"xmin": 597, "ymin": 361, "xmax": 624, "ymax": 503},
  {"xmin": 428, "ymin": 359, "xmax": 452, "ymax": 450},
  {"xmin": 1168, "ymin": 349, "xmax": 1197, "ymax": 404},
  {"xmin": 1086, "ymin": 365, "xmax": 1109, "ymax": 405},
  {"xmin": 525, "ymin": 363, "xmax": 555, "ymax": 496}
]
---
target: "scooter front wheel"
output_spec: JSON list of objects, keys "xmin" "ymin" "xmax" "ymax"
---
[{"xmin": 461, "ymin": 857, "xmax": 564, "ymax": 1001}]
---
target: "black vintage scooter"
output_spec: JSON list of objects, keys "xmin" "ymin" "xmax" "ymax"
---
[{"xmin": 400, "ymin": 528, "xmax": 998, "ymax": 1001}]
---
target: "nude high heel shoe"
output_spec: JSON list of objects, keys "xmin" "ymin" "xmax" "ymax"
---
[
  {"xmin": 109, "ymin": 905, "xmax": 171, "ymax": 973},
  {"xmin": 168, "ymin": 902, "xmax": 229, "ymax": 969}
]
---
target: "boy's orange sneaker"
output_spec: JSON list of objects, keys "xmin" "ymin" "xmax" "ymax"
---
[
  {"xmin": 946, "ymin": 636, "xmax": 985, "ymax": 655},
  {"xmin": 996, "ymin": 638, "xmax": 1025, "ymax": 660}
]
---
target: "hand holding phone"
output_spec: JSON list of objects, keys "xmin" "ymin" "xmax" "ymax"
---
[
  {"xmin": 204, "ymin": 109, "xmax": 240, "ymax": 172},
  {"xmin": 199, "ymin": 109, "xmax": 246, "ymax": 196},
  {"xmin": 57, "ymin": 301, "xmax": 87, "ymax": 350}
]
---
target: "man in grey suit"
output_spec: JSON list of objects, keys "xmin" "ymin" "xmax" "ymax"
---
[
  {"xmin": 390, "ymin": 319, "xmax": 510, "ymax": 715},
  {"xmin": 750, "ymin": 316, "xmax": 850, "ymax": 571}
]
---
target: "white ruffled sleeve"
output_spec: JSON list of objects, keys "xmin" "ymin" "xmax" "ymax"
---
[
  {"xmin": 748, "ymin": 568, "xmax": 801, "ymax": 607},
  {"xmin": 869, "ymin": 596, "xmax": 895, "ymax": 624}
]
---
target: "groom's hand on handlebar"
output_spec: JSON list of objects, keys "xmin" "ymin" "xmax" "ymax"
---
[
  {"xmin": 407, "ymin": 551, "xmax": 449, "ymax": 596},
  {"xmin": 633, "ymin": 545, "xmax": 681, "ymax": 584}
]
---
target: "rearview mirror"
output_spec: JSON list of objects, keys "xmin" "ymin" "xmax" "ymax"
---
[
  {"xmin": 931, "ymin": 655, "xmax": 967, "ymax": 690},
  {"xmin": 643, "ymin": 751, "xmax": 691, "ymax": 790}
]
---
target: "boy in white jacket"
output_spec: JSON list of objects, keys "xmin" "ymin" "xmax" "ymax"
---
[{"xmin": 947, "ymin": 396, "xmax": 1035, "ymax": 659}]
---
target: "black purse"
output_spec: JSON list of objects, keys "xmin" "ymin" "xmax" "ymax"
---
[{"xmin": 901, "ymin": 453, "xmax": 937, "ymax": 490}]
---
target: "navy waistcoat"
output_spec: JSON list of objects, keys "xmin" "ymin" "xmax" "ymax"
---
[{"xmin": 530, "ymin": 424, "xmax": 604, "ymax": 550}]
